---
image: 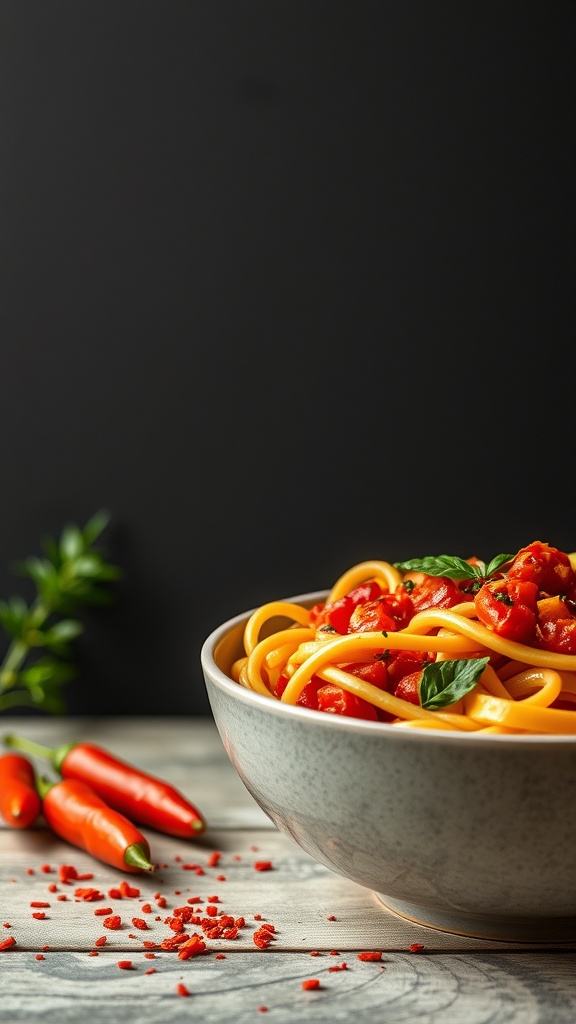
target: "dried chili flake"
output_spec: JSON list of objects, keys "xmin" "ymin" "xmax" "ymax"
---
[
  {"xmin": 103, "ymin": 915, "xmax": 122, "ymax": 930},
  {"xmin": 207, "ymin": 895, "xmax": 220, "ymax": 903},
  {"xmin": 142, "ymin": 940, "xmax": 158, "ymax": 949},
  {"xmin": 215, "ymin": 953, "xmax": 226, "ymax": 960},
  {"xmin": 119, "ymin": 881, "xmax": 140, "ymax": 898},
  {"xmin": 89, "ymin": 950, "xmax": 99, "ymax": 957},
  {"xmin": 234, "ymin": 916, "xmax": 246, "ymax": 929},
  {"xmin": 327, "ymin": 915, "xmax": 337, "ymax": 921},
  {"xmin": 94, "ymin": 907, "xmax": 114, "ymax": 916},
  {"xmin": 108, "ymin": 887, "xmax": 122, "ymax": 899},
  {"xmin": 117, "ymin": 960, "xmax": 133, "ymax": 970},
  {"xmin": 408, "ymin": 943, "xmax": 425, "ymax": 953},
  {"xmin": 329, "ymin": 950, "xmax": 339, "ymax": 956},
  {"xmin": 56, "ymin": 895, "xmax": 68, "ymax": 902},
  {"xmin": 302, "ymin": 979, "xmax": 320, "ymax": 990},
  {"xmin": 187, "ymin": 897, "xmax": 202, "ymax": 905},
  {"xmin": 215, "ymin": 874, "xmax": 226, "ymax": 882},
  {"xmin": 76, "ymin": 872, "xmax": 94, "ymax": 880},
  {"xmin": 253, "ymin": 861, "xmax": 273, "ymax": 871},
  {"xmin": 207, "ymin": 851, "xmax": 221, "ymax": 867},
  {"xmin": 40, "ymin": 864, "xmax": 52, "ymax": 873},
  {"xmin": 32, "ymin": 912, "xmax": 46, "ymax": 920},
  {"xmin": 329, "ymin": 963, "xmax": 348, "ymax": 972},
  {"xmin": 132, "ymin": 918, "xmax": 149, "ymax": 930},
  {"xmin": 144, "ymin": 952, "xmax": 156, "ymax": 959},
  {"xmin": 155, "ymin": 895, "xmax": 167, "ymax": 908},
  {"xmin": 0, "ymin": 937, "xmax": 16, "ymax": 951},
  {"xmin": 310, "ymin": 951, "xmax": 320, "ymax": 957},
  {"xmin": 357, "ymin": 951, "xmax": 382, "ymax": 961},
  {"xmin": 47, "ymin": 884, "xmax": 58, "ymax": 893},
  {"xmin": 35, "ymin": 954, "xmax": 46, "ymax": 961},
  {"xmin": 254, "ymin": 914, "xmax": 263, "ymax": 920},
  {"xmin": 141, "ymin": 903, "xmax": 152, "ymax": 913},
  {"xmin": 30, "ymin": 901, "xmax": 50, "ymax": 908},
  {"xmin": 75, "ymin": 888, "xmax": 104, "ymax": 901},
  {"xmin": 177, "ymin": 983, "xmax": 191, "ymax": 997},
  {"xmin": 253, "ymin": 926, "xmax": 275, "ymax": 950},
  {"xmin": 58, "ymin": 865, "xmax": 78, "ymax": 883},
  {"xmin": 177, "ymin": 933, "xmax": 207, "ymax": 960},
  {"xmin": 205, "ymin": 905, "xmax": 218, "ymax": 917},
  {"xmin": 145, "ymin": 968, "xmax": 156, "ymax": 975},
  {"xmin": 2, "ymin": 923, "xmax": 11, "ymax": 929},
  {"xmin": 257, "ymin": 1008, "xmax": 268, "ymax": 1014},
  {"xmin": 26, "ymin": 868, "xmax": 34, "ymax": 875},
  {"xmin": 41, "ymin": 945, "xmax": 50, "ymax": 951}
]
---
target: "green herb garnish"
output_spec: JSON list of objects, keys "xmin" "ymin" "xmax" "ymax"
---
[
  {"xmin": 0, "ymin": 510, "xmax": 122, "ymax": 714},
  {"xmin": 393, "ymin": 552, "xmax": 513, "ymax": 581},
  {"xmin": 419, "ymin": 657, "xmax": 489, "ymax": 710}
]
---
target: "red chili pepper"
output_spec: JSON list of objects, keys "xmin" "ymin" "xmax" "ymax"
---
[
  {"xmin": 0, "ymin": 753, "xmax": 42, "ymax": 828},
  {"xmin": 35, "ymin": 775, "xmax": 156, "ymax": 874},
  {"xmin": 3, "ymin": 736, "xmax": 205, "ymax": 838}
]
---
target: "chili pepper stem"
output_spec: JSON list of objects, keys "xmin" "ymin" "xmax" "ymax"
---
[
  {"xmin": 2, "ymin": 734, "xmax": 74, "ymax": 772},
  {"xmin": 124, "ymin": 842, "xmax": 156, "ymax": 872}
]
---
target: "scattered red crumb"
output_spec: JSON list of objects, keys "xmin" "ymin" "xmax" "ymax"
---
[
  {"xmin": 187, "ymin": 897, "xmax": 201, "ymax": 905},
  {"xmin": 207, "ymin": 895, "xmax": 220, "ymax": 903},
  {"xmin": 216, "ymin": 874, "xmax": 226, "ymax": 882},
  {"xmin": 328, "ymin": 963, "xmax": 347, "ymax": 972},
  {"xmin": 257, "ymin": 1008, "xmax": 269, "ymax": 1014},
  {"xmin": 141, "ymin": 903, "xmax": 152, "ymax": 913},
  {"xmin": 155, "ymin": 896, "xmax": 167, "ymax": 908},
  {"xmin": 103, "ymin": 915, "xmax": 122, "ymax": 930},
  {"xmin": 40, "ymin": 864, "xmax": 52, "ymax": 874},
  {"xmin": 94, "ymin": 907, "xmax": 114, "ymax": 916},
  {"xmin": 30, "ymin": 902, "xmax": 50, "ymax": 908},
  {"xmin": 177, "ymin": 933, "xmax": 207, "ymax": 960},
  {"xmin": 215, "ymin": 953, "xmax": 226, "ymax": 960},
  {"xmin": 310, "ymin": 951, "xmax": 320, "ymax": 956},
  {"xmin": 47, "ymin": 884, "xmax": 58, "ymax": 893},
  {"xmin": 32, "ymin": 912, "xmax": 46, "ymax": 920},
  {"xmin": 108, "ymin": 887, "xmax": 122, "ymax": 899},
  {"xmin": 26, "ymin": 868, "xmax": 34, "ymax": 875},
  {"xmin": 302, "ymin": 978, "xmax": 320, "ymax": 990},
  {"xmin": 56, "ymin": 895, "xmax": 68, "ymax": 902},
  {"xmin": 35, "ymin": 954, "xmax": 46, "ymax": 961},
  {"xmin": 145, "ymin": 968, "xmax": 156, "ymax": 975},
  {"xmin": 132, "ymin": 918, "xmax": 149, "ymax": 930},
  {"xmin": 329, "ymin": 950, "xmax": 339, "ymax": 956},
  {"xmin": 253, "ymin": 925, "xmax": 276, "ymax": 950},
  {"xmin": 207, "ymin": 851, "xmax": 221, "ymax": 867},
  {"xmin": 0, "ymin": 937, "xmax": 16, "ymax": 951},
  {"xmin": 327, "ymin": 915, "xmax": 336, "ymax": 921},
  {"xmin": 117, "ymin": 960, "xmax": 133, "ymax": 970},
  {"xmin": 89, "ymin": 951, "xmax": 99, "ymax": 957},
  {"xmin": 94, "ymin": 936, "xmax": 107, "ymax": 947},
  {"xmin": 358, "ymin": 951, "xmax": 382, "ymax": 962},
  {"xmin": 144, "ymin": 952, "xmax": 156, "ymax": 959},
  {"xmin": 409, "ymin": 943, "xmax": 425, "ymax": 953},
  {"xmin": 253, "ymin": 861, "xmax": 273, "ymax": 871},
  {"xmin": 75, "ymin": 888, "xmax": 104, "ymax": 901},
  {"xmin": 176, "ymin": 983, "xmax": 191, "ymax": 997},
  {"xmin": 205, "ymin": 905, "xmax": 218, "ymax": 917},
  {"xmin": 254, "ymin": 914, "xmax": 262, "ymax": 920},
  {"xmin": 3, "ymin": 923, "xmax": 11, "ymax": 928},
  {"xmin": 120, "ymin": 881, "xmax": 140, "ymax": 898},
  {"xmin": 58, "ymin": 865, "xmax": 78, "ymax": 883}
]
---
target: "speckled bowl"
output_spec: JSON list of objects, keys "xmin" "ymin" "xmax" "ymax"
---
[{"xmin": 201, "ymin": 592, "xmax": 576, "ymax": 942}]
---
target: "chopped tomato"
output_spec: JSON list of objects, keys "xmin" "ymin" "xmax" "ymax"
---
[
  {"xmin": 316, "ymin": 684, "xmax": 378, "ymax": 720},
  {"xmin": 385, "ymin": 649, "xmax": 435, "ymax": 688},
  {"xmin": 393, "ymin": 671, "xmax": 422, "ymax": 705},
  {"xmin": 315, "ymin": 581, "xmax": 385, "ymax": 634},
  {"xmin": 506, "ymin": 541, "xmax": 576, "ymax": 596},
  {"xmin": 348, "ymin": 599, "xmax": 396, "ymax": 634},
  {"xmin": 345, "ymin": 661, "xmax": 388, "ymax": 689},
  {"xmin": 535, "ymin": 618, "xmax": 576, "ymax": 655},
  {"xmin": 474, "ymin": 579, "xmax": 538, "ymax": 643},
  {"xmin": 409, "ymin": 575, "xmax": 466, "ymax": 613}
]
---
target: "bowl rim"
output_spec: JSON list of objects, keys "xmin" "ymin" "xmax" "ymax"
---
[{"xmin": 200, "ymin": 590, "xmax": 576, "ymax": 747}]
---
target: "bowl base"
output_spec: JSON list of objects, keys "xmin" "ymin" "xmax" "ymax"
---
[{"xmin": 375, "ymin": 893, "xmax": 576, "ymax": 943}]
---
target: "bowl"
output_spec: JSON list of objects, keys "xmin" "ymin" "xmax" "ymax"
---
[{"xmin": 201, "ymin": 591, "xmax": 576, "ymax": 942}]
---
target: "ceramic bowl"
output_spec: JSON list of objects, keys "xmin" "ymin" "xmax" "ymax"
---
[{"xmin": 201, "ymin": 592, "xmax": 576, "ymax": 942}]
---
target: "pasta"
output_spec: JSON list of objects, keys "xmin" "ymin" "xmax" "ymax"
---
[{"xmin": 230, "ymin": 542, "xmax": 576, "ymax": 734}]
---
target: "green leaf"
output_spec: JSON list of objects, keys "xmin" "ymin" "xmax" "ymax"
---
[
  {"xmin": 419, "ymin": 657, "xmax": 490, "ymax": 710},
  {"xmin": 59, "ymin": 524, "xmax": 85, "ymax": 561},
  {"xmin": 484, "ymin": 552, "xmax": 514, "ymax": 577},
  {"xmin": 82, "ymin": 509, "xmax": 111, "ymax": 547},
  {"xmin": 393, "ymin": 555, "xmax": 484, "ymax": 580}
]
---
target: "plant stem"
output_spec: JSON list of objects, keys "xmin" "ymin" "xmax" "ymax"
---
[{"xmin": 0, "ymin": 597, "xmax": 50, "ymax": 696}]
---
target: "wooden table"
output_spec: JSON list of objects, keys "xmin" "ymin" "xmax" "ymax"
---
[{"xmin": 1, "ymin": 717, "xmax": 574, "ymax": 1023}]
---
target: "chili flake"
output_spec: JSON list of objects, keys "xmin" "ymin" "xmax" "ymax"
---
[
  {"xmin": 0, "ymin": 936, "xmax": 16, "ymax": 951},
  {"xmin": 302, "ymin": 979, "xmax": 320, "ymax": 990},
  {"xmin": 357, "ymin": 951, "xmax": 382, "ymax": 961},
  {"xmin": 117, "ymin": 960, "xmax": 133, "ymax": 970},
  {"xmin": 103, "ymin": 915, "xmax": 122, "ymax": 930},
  {"xmin": 176, "ymin": 983, "xmax": 191, "ymax": 997}
]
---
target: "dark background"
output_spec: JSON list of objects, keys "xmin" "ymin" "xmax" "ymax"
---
[{"xmin": 0, "ymin": 1, "xmax": 574, "ymax": 716}]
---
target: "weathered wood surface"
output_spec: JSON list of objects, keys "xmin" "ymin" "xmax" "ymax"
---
[{"xmin": 0, "ymin": 717, "xmax": 574, "ymax": 1023}]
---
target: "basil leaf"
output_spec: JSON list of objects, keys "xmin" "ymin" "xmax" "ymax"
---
[
  {"xmin": 484, "ymin": 552, "xmax": 514, "ymax": 577},
  {"xmin": 393, "ymin": 555, "xmax": 483, "ymax": 580},
  {"xmin": 419, "ymin": 657, "xmax": 490, "ymax": 710}
]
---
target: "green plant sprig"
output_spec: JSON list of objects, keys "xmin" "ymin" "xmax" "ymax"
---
[{"xmin": 0, "ymin": 510, "xmax": 122, "ymax": 714}]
